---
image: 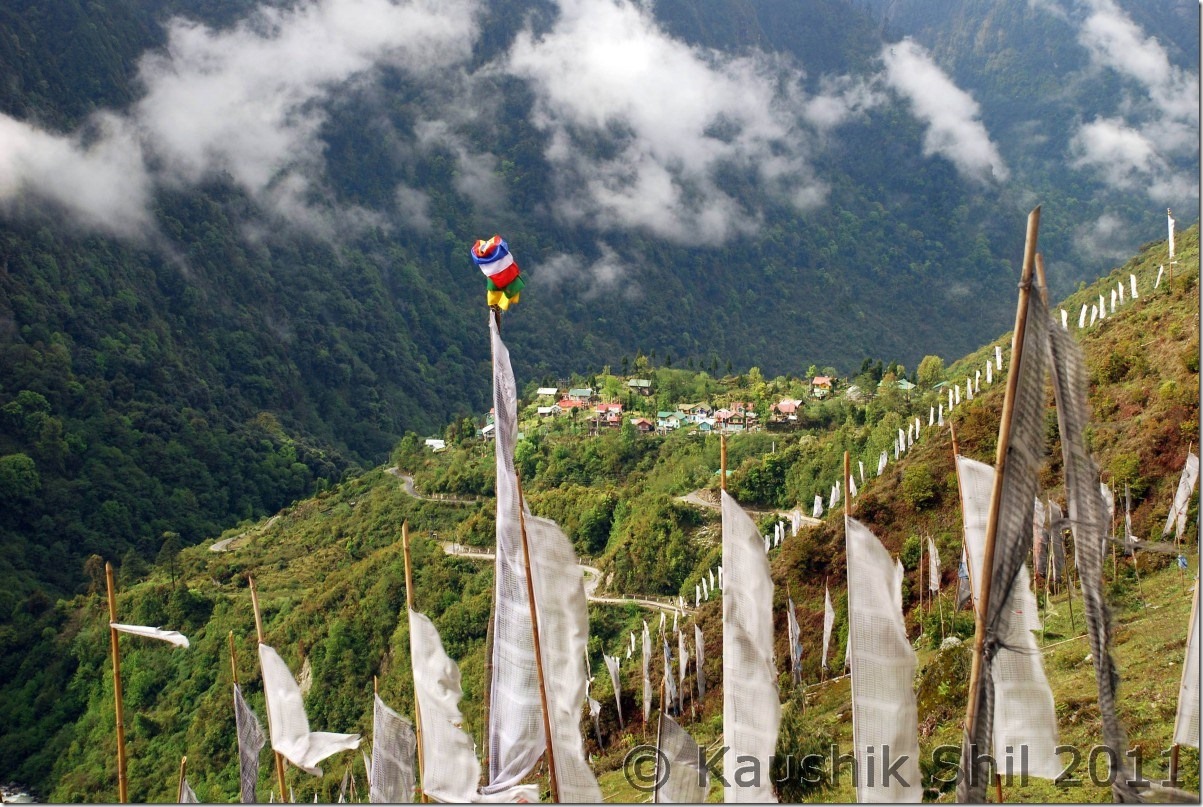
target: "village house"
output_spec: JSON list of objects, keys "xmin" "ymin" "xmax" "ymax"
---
[
  {"xmin": 629, "ymin": 416, "xmax": 654, "ymax": 433},
  {"xmin": 567, "ymin": 387, "xmax": 594, "ymax": 402},
  {"xmin": 811, "ymin": 375, "xmax": 834, "ymax": 399},
  {"xmin": 626, "ymin": 378, "xmax": 652, "ymax": 396},
  {"xmin": 771, "ymin": 398, "xmax": 803, "ymax": 422},
  {"xmin": 595, "ymin": 401, "xmax": 624, "ymax": 427},
  {"xmin": 536, "ymin": 386, "xmax": 559, "ymax": 398},
  {"xmin": 656, "ymin": 411, "xmax": 683, "ymax": 432}
]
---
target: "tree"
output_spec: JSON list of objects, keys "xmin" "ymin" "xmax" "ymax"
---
[
  {"xmin": 158, "ymin": 532, "xmax": 183, "ymax": 587},
  {"xmin": 916, "ymin": 355, "xmax": 946, "ymax": 387}
]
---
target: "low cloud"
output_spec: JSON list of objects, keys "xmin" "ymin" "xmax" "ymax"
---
[
  {"xmin": 506, "ymin": 0, "xmax": 825, "ymax": 244},
  {"xmin": 881, "ymin": 39, "xmax": 1009, "ymax": 184},
  {"xmin": 0, "ymin": 0, "xmax": 480, "ymax": 237},
  {"xmin": 1073, "ymin": 211, "xmax": 1137, "ymax": 262},
  {"xmin": 538, "ymin": 244, "xmax": 636, "ymax": 301},
  {"xmin": 1063, "ymin": 0, "xmax": 1198, "ymax": 200},
  {"xmin": 0, "ymin": 112, "xmax": 152, "ymax": 238}
]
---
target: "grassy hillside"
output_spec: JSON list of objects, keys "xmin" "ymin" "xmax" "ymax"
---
[{"xmin": 3, "ymin": 224, "xmax": 1197, "ymax": 801}]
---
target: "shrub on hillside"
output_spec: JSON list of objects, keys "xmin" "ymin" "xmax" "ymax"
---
[{"xmin": 901, "ymin": 463, "xmax": 937, "ymax": 509}]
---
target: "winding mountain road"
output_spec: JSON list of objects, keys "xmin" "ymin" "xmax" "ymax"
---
[{"xmin": 439, "ymin": 543, "xmax": 686, "ymax": 615}]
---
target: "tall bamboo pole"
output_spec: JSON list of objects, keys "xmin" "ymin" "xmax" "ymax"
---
[
  {"xmin": 720, "ymin": 434, "xmax": 727, "ymax": 492},
  {"xmin": 402, "ymin": 522, "xmax": 429, "ymax": 803},
  {"xmin": 105, "ymin": 562, "xmax": 128, "ymax": 804},
  {"xmin": 516, "ymin": 477, "xmax": 559, "ymax": 802},
  {"xmin": 249, "ymin": 576, "xmax": 289, "ymax": 800},
  {"xmin": 962, "ymin": 205, "xmax": 1041, "ymax": 801}
]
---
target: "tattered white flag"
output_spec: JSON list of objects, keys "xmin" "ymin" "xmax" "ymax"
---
[
  {"xmin": 1164, "ymin": 452, "xmax": 1200, "ymax": 542},
  {"xmin": 845, "ymin": 516, "xmax": 922, "ymax": 802},
  {"xmin": 258, "ymin": 643, "xmax": 360, "ymax": 776},
  {"xmin": 407, "ymin": 612, "xmax": 473, "ymax": 803},
  {"xmin": 821, "ymin": 585, "xmax": 835, "ymax": 673},
  {"xmin": 109, "ymin": 623, "xmax": 189, "ymax": 648},
  {"xmin": 721, "ymin": 490, "xmax": 780, "ymax": 803},
  {"xmin": 1174, "ymin": 583, "xmax": 1200, "ymax": 748}
]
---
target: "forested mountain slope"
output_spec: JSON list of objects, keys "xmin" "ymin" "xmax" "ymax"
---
[
  {"xmin": 0, "ymin": 0, "xmax": 1196, "ymax": 602},
  {"xmin": 2, "ymin": 224, "xmax": 1195, "ymax": 801}
]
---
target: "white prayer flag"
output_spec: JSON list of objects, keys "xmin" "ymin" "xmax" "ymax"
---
[
  {"xmin": 1078, "ymin": 304, "xmax": 1088, "ymax": 329},
  {"xmin": 1164, "ymin": 452, "xmax": 1200, "ymax": 541},
  {"xmin": 655, "ymin": 714, "xmax": 708, "ymax": 803},
  {"xmin": 604, "ymin": 653, "xmax": 624, "ymax": 728},
  {"xmin": 878, "ymin": 451, "xmax": 887, "ymax": 477},
  {"xmin": 234, "ymin": 683, "xmax": 266, "ymax": 804},
  {"xmin": 717, "ymin": 566, "xmax": 723, "ymax": 590},
  {"xmin": 258, "ymin": 643, "xmax": 360, "ymax": 776},
  {"xmin": 1060, "ymin": 308, "xmax": 1068, "ymax": 329},
  {"xmin": 1174, "ymin": 583, "xmax": 1200, "ymax": 748},
  {"xmin": 1156, "ymin": 265, "xmax": 1164, "ymax": 288},
  {"xmin": 485, "ymin": 315, "xmax": 543, "ymax": 793},
  {"xmin": 179, "ymin": 778, "xmax": 200, "ymax": 804},
  {"xmin": 859, "ymin": 460, "xmax": 865, "ymax": 485},
  {"xmin": 995, "ymin": 345, "xmax": 1002, "ymax": 371},
  {"xmin": 1117, "ymin": 281, "xmax": 1124, "ymax": 303},
  {"xmin": 955, "ymin": 456, "xmax": 1061, "ymax": 778},
  {"xmin": 929, "ymin": 406, "xmax": 935, "ymax": 427},
  {"xmin": 695, "ymin": 585, "xmax": 700, "ymax": 609},
  {"xmin": 710, "ymin": 567, "xmax": 716, "ymax": 591},
  {"xmin": 642, "ymin": 621, "xmax": 653, "ymax": 722},
  {"xmin": 928, "ymin": 536, "xmax": 940, "ymax": 594},
  {"xmin": 1110, "ymin": 288, "xmax": 1117, "ymax": 313},
  {"xmin": 678, "ymin": 627, "xmax": 688, "ymax": 712},
  {"xmin": 813, "ymin": 494, "xmax": 824, "ymax": 519},
  {"xmin": 694, "ymin": 625, "xmax": 706, "ymax": 699},
  {"xmin": 986, "ymin": 360, "xmax": 993, "ymax": 385},
  {"xmin": 1130, "ymin": 273, "xmax": 1138, "ymax": 299},
  {"xmin": 109, "ymin": 623, "xmax": 189, "ymax": 648},
  {"xmin": 1090, "ymin": 305, "xmax": 1098, "ymax": 326},
  {"xmin": 822, "ymin": 585, "xmax": 835, "ymax": 672},
  {"xmin": 407, "ymin": 611, "xmax": 475, "ymax": 802},
  {"xmin": 849, "ymin": 475, "xmax": 858, "ymax": 499},
  {"xmin": 845, "ymin": 516, "xmax": 922, "ymax": 802},
  {"xmin": 1098, "ymin": 294, "xmax": 1106, "ymax": 319},
  {"xmin": 786, "ymin": 597, "xmax": 803, "ymax": 685},
  {"xmin": 721, "ymin": 490, "xmax": 780, "ymax": 802},
  {"xmin": 1168, "ymin": 209, "xmax": 1176, "ymax": 259}
]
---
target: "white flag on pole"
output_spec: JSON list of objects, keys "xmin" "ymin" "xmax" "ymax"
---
[
  {"xmin": 721, "ymin": 490, "xmax": 780, "ymax": 803},
  {"xmin": 927, "ymin": 536, "xmax": 940, "ymax": 594},
  {"xmin": 110, "ymin": 623, "xmax": 189, "ymax": 648},
  {"xmin": 1164, "ymin": 453, "xmax": 1200, "ymax": 541},
  {"xmin": 1173, "ymin": 583, "xmax": 1200, "ymax": 748},
  {"xmin": 822, "ymin": 585, "xmax": 835, "ymax": 673},
  {"xmin": 258, "ymin": 643, "xmax": 360, "ymax": 776},
  {"xmin": 845, "ymin": 516, "xmax": 922, "ymax": 802},
  {"xmin": 1130, "ymin": 273, "xmax": 1138, "ymax": 299},
  {"xmin": 955, "ymin": 455, "xmax": 1061, "ymax": 779},
  {"xmin": 407, "ymin": 612, "xmax": 475, "ymax": 803}
]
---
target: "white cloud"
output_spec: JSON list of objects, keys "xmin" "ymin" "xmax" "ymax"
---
[
  {"xmin": 0, "ymin": 112, "xmax": 152, "ymax": 238},
  {"xmin": 1073, "ymin": 211, "xmax": 1137, "ymax": 262},
  {"xmin": 881, "ymin": 39, "xmax": 1008, "ymax": 183},
  {"xmin": 505, "ymin": 0, "xmax": 824, "ymax": 244},
  {"xmin": 0, "ymin": 0, "xmax": 480, "ymax": 237},
  {"xmin": 802, "ymin": 75, "xmax": 883, "ymax": 131},
  {"xmin": 1066, "ymin": 0, "xmax": 1198, "ymax": 200},
  {"xmin": 538, "ymin": 244, "xmax": 636, "ymax": 300},
  {"xmin": 136, "ymin": 0, "xmax": 480, "ymax": 212}
]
